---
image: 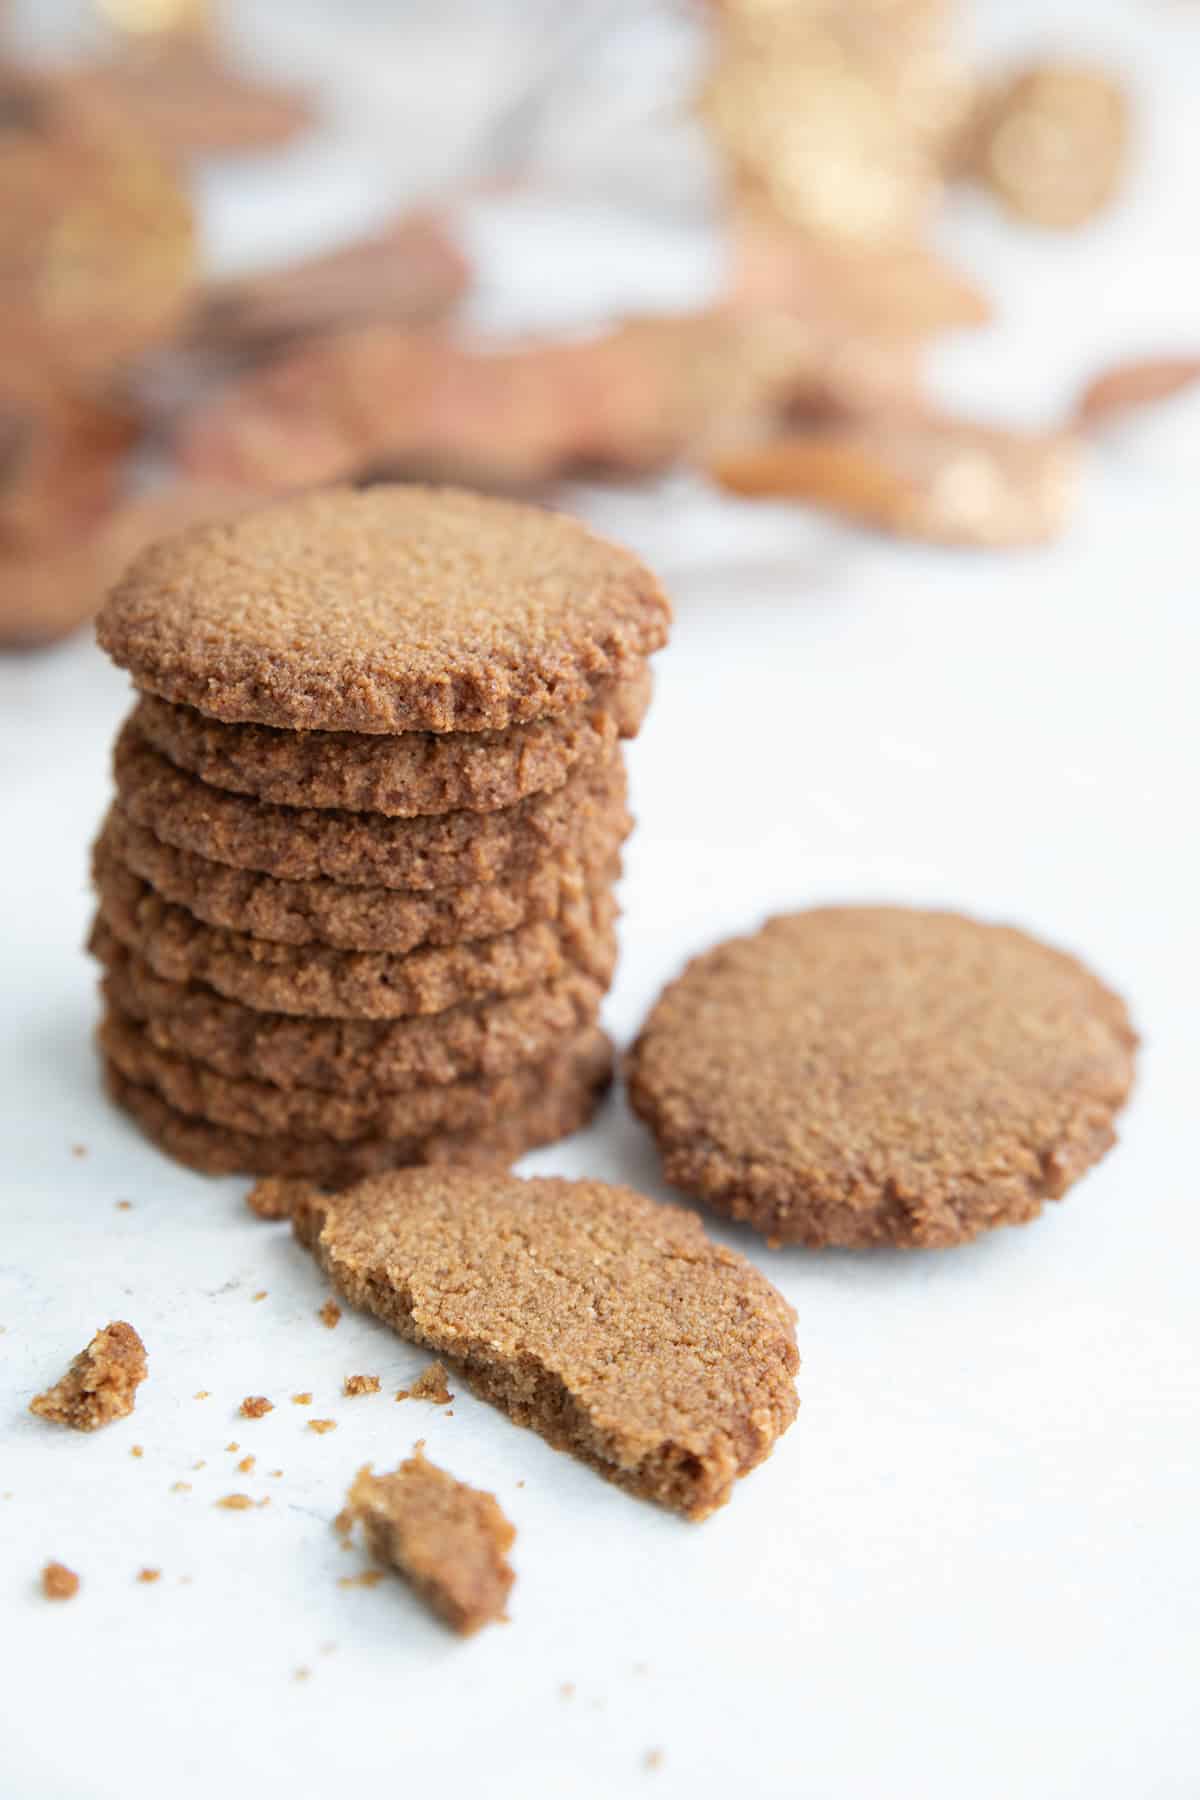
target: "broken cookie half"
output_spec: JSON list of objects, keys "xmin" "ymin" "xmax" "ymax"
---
[{"xmin": 293, "ymin": 1170, "xmax": 799, "ymax": 1520}]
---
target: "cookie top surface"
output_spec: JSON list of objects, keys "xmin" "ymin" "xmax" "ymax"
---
[
  {"xmin": 96, "ymin": 485, "xmax": 670, "ymax": 732},
  {"xmin": 627, "ymin": 907, "xmax": 1137, "ymax": 1249},
  {"xmin": 296, "ymin": 1169, "xmax": 798, "ymax": 1518}
]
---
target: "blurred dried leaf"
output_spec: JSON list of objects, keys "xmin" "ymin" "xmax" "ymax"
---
[
  {"xmin": 0, "ymin": 480, "xmax": 252, "ymax": 650},
  {"xmin": 69, "ymin": 46, "xmax": 314, "ymax": 156},
  {"xmin": 187, "ymin": 213, "xmax": 469, "ymax": 356},
  {"xmin": 176, "ymin": 311, "xmax": 922, "ymax": 495},
  {"xmin": 708, "ymin": 412, "xmax": 1081, "ymax": 547},
  {"xmin": 0, "ymin": 70, "xmax": 195, "ymax": 383},
  {"xmin": 701, "ymin": 0, "xmax": 971, "ymax": 246},
  {"xmin": 966, "ymin": 62, "xmax": 1130, "ymax": 230},
  {"xmin": 1074, "ymin": 355, "xmax": 1200, "ymax": 432},
  {"xmin": 729, "ymin": 212, "xmax": 990, "ymax": 336},
  {"xmin": 0, "ymin": 367, "xmax": 136, "ymax": 555}
]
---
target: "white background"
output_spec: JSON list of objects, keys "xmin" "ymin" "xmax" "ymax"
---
[{"xmin": 2, "ymin": 4, "xmax": 1199, "ymax": 1797}]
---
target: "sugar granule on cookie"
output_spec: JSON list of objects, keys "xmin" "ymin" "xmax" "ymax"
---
[
  {"xmin": 627, "ymin": 906, "xmax": 1137, "ymax": 1249},
  {"xmin": 30, "ymin": 1321, "xmax": 147, "ymax": 1431},
  {"xmin": 340, "ymin": 1449, "xmax": 515, "ymax": 1637},
  {"xmin": 292, "ymin": 1170, "xmax": 798, "ymax": 1519},
  {"xmin": 42, "ymin": 1561, "xmax": 80, "ymax": 1600}
]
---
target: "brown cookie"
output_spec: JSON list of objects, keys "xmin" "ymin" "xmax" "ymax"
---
[
  {"xmin": 129, "ymin": 662, "xmax": 651, "ymax": 816},
  {"xmin": 626, "ymin": 908, "xmax": 1137, "ymax": 1249},
  {"xmin": 340, "ymin": 1451, "xmax": 515, "ymax": 1636},
  {"xmin": 100, "ymin": 1003, "xmax": 609, "ymax": 1144},
  {"xmin": 98, "ymin": 802, "xmax": 626, "ymax": 954},
  {"xmin": 91, "ymin": 847, "xmax": 618, "ymax": 1020},
  {"xmin": 95, "ymin": 485, "xmax": 671, "ymax": 733},
  {"xmin": 292, "ymin": 1169, "xmax": 798, "ymax": 1520},
  {"xmin": 103, "ymin": 1043, "xmax": 612, "ymax": 1182},
  {"xmin": 113, "ymin": 720, "xmax": 627, "ymax": 891},
  {"xmin": 97, "ymin": 930, "xmax": 606, "ymax": 1093}
]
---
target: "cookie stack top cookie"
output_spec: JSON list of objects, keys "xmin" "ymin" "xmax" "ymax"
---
[
  {"xmin": 91, "ymin": 485, "xmax": 670, "ymax": 1182},
  {"xmin": 97, "ymin": 485, "xmax": 670, "ymax": 732}
]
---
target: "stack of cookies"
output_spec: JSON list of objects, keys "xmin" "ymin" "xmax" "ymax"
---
[{"xmin": 89, "ymin": 485, "xmax": 671, "ymax": 1183}]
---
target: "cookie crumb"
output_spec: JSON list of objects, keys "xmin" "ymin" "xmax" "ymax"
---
[
  {"xmin": 116, "ymin": 1200, "xmax": 132, "ymax": 1211},
  {"xmin": 337, "ymin": 1568, "xmax": 385, "ymax": 1589},
  {"xmin": 170, "ymin": 1481, "xmax": 191, "ymax": 1494},
  {"xmin": 308, "ymin": 1419, "xmax": 337, "ymax": 1435},
  {"xmin": 399, "ymin": 1362, "xmax": 453, "ymax": 1406},
  {"xmin": 225, "ymin": 1442, "xmax": 239, "ymax": 1453},
  {"xmin": 644, "ymin": 1749, "xmax": 664, "ymax": 1772},
  {"xmin": 130, "ymin": 1445, "xmax": 144, "ymax": 1458},
  {"xmin": 30, "ymin": 1322, "xmax": 147, "ymax": 1432},
  {"xmin": 193, "ymin": 1390, "xmax": 210, "ymax": 1401},
  {"xmin": 338, "ymin": 1449, "xmax": 515, "ymax": 1636},
  {"xmin": 292, "ymin": 1392, "xmax": 312, "ymax": 1406},
  {"xmin": 71, "ymin": 1144, "xmax": 87, "ymax": 1158},
  {"xmin": 216, "ymin": 1493, "xmax": 254, "ymax": 1510},
  {"xmin": 246, "ymin": 1176, "xmax": 310, "ymax": 1221},
  {"xmin": 252, "ymin": 1291, "xmax": 268, "ymax": 1303},
  {"xmin": 237, "ymin": 1455, "xmax": 255, "ymax": 1474},
  {"xmin": 137, "ymin": 1568, "xmax": 161, "ymax": 1584},
  {"xmin": 240, "ymin": 1396, "xmax": 273, "ymax": 1419},
  {"xmin": 318, "ymin": 1300, "xmax": 341, "ymax": 1330},
  {"xmin": 42, "ymin": 1561, "xmax": 79, "ymax": 1600},
  {"xmin": 560, "ymin": 1683, "xmax": 575, "ymax": 1701},
  {"xmin": 294, "ymin": 1666, "xmax": 311, "ymax": 1682},
  {"xmin": 192, "ymin": 1460, "xmax": 206, "ymax": 1470},
  {"xmin": 343, "ymin": 1374, "xmax": 380, "ymax": 1397},
  {"xmin": 269, "ymin": 1468, "xmax": 283, "ymax": 1478}
]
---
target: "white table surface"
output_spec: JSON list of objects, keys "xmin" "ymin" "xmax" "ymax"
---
[{"xmin": 3, "ymin": 5, "xmax": 1199, "ymax": 1797}]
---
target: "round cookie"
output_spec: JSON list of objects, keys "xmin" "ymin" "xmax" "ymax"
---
[
  {"xmin": 293, "ymin": 1169, "xmax": 799, "ymax": 1520},
  {"xmin": 626, "ymin": 907, "xmax": 1137, "ymax": 1249},
  {"xmin": 97, "ymin": 931, "xmax": 606, "ymax": 1093},
  {"xmin": 95, "ymin": 485, "xmax": 671, "ymax": 733},
  {"xmin": 99, "ymin": 803, "xmax": 627, "ymax": 953},
  {"xmin": 130, "ymin": 663, "xmax": 652, "ymax": 817},
  {"xmin": 92, "ymin": 849, "xmax": 618, "ymax": 1020},
  {"xmin": 100, "ymin": 1006, "xmax": 610, "ymax": 1144},
  {"xmin": 103, "ymin": 1042, "xmax": 612, "ymax": 1183},
  {"xmin": 113, "ymin": 720, "xmax": 626, "ymax": 890}
]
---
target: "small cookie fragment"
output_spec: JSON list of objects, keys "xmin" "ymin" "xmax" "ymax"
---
[
  {"xmin": 341, "ymin": 1450, "xmax": 515, "ymax": 1637},
  {"xmin": 240, "ymin": 1396, "xmax": 274, "ymax": 1419},
  {"xmin": 292, "ymin": 1170, "xmax": 798, "ymax": 1519},
  {"xmin": 318, "ymin": 1300, "xmax": 341, "ymax": 1330},
  {"xmin": 397, "ymin": 1362, "xmax": 453, "ymax": 1406},
  {"xmin": 42, "ymin": 1561, "xmax": 79, "ymax": 1600},
  {"xmin": 247, "ymin": 1177, "xmax": 309, "ymax": 1221},
  {"xmin": 30, "ymin": 1321, "xmax": 147, "ymax": 1431},
  {"xmin": 344, "ymin": 1375, "xmax": 380, "ymax": 1397},
  {"xmin": 627, "ymin": 907, "xmax": 1137, "ymax": 1249}
]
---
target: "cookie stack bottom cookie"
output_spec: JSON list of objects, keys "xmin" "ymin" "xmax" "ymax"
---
[{"xmin": 87, "ymin": 485, "xmax": 674, "ymax": 1178}]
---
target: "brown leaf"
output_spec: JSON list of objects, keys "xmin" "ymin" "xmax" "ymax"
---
[
  {"xmin": 0, "ymin": 69, "xmax": 196, "ymax": 383},
  {"xmin": 708, "ymin": 411, "xmax": 1081, "ymax": 547},
  {"xmin": 728, "ymin": 213, "xmax": 990, "ymax": 337},
  {"xmin": 187, "ymin": 213, "xmax": 469, "ymax": 355},
  {"xmin": 177, "ymin": 311, "xmax": 921, "ymax": 496},
  {"xmin": 965, "ymin": 62, "xmax": 1130, "ymax": 230},
  {"xmin": 1074, "ymin": 356, "xmax": 1200, "ymax": 432},
  {"xmin": 0, "ymin": 480, "xmax": 253, "ymax": 650}
]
